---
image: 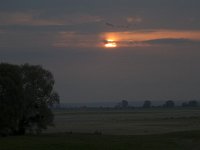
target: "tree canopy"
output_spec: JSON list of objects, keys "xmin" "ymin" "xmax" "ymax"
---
[
  {"xmin": 163, "ymin": 100, "xmax": 175, "ymax": 108},
  {"xmin": 143, "ymin": 100, "xmax": 152, "ymax": 108},
  {"xmin": 0, "ymin": 63, "xmax": 59, "ymax": 136}
]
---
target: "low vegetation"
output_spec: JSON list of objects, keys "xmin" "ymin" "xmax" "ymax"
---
[
  {"xmin": 47, "ymin": 108, "xmax": 200, "ymax": 135},
  {"xmin": 0, "ymin": 130, "xmax": 200, "ymax": 150}
]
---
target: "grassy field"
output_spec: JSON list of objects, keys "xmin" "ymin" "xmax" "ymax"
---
[
  {"xmin": 1, "ymin": 108, "xmax": 200, "ymax": 150},
  {"xmin": 1, "ymin": 130, "xmax": 200, "ymax": 150},
  {"xmin": 46, "ymin": 108, "xmax": 200, "ymax": 135}
]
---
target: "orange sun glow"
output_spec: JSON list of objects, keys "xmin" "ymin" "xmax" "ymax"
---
[{"xmin": 104, "ymin": 39, "xmax": 117, "ymax": 48}]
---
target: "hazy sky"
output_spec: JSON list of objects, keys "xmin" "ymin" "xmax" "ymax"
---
[{"xmin": 1, "ymin": 0, "xmax": 200, "ymax": 103}]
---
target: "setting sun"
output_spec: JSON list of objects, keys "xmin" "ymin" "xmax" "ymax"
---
[{"xmin": 104, "ymin": 39, "xmax": 117, "ymax": 48}]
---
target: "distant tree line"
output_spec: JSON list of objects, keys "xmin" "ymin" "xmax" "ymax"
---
[
  {"xmin": 115, "ymin": 100, "xmax": 129, "ymax": 108},
  {"xmin": 114, "ymin": 100, "xmax": 199, "ymax": 109},
  {"xmin": 182, "ymin": 100, "xmax": 199, "ymax": 107},
  {"xmin": 143, "ymin": 100, "xmax": 199, "ymax": 108}
]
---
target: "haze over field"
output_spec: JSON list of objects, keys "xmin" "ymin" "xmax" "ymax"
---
[{"xmin": 1, "ymin": 0, "xmax": 200, "ymax": 103}]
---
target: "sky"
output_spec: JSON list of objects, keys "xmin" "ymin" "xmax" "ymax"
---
[{"xmin": 1, "ymin": 0, "xmax": 200, "ymax": 104}]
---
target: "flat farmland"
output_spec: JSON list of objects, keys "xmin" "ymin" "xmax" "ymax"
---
[
  {"xmin": 1, "ymin": 108, "xmax": 200, "ymax": 150},
  {"xmin": 46, "ymin": 108, "xmax": 200, "ymax": 135}
]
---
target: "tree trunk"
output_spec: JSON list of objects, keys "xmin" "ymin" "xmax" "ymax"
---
[{"xmin": 14, "ymin": 119, "xmax": 26, "ymax": 135}]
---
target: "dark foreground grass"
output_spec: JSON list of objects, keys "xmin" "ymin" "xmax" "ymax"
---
[{"xmin": 0, "ymin": 130, "xmax": 200, "ymax": 150}]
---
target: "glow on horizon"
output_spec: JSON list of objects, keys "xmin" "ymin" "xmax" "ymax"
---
[
  {"xmin": 54, "ymin": 30, "xmax": 200, "ymax": 48},
  {"xmin": 104, "ymin": 39, "xmax": 117, "ymax": 48}
]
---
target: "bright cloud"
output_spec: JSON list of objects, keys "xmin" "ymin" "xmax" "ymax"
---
[
  {"xmin": 101, "ymin": 30, "xmax": 200, "ymax": 47},
  {"xmin": 53, "ymin": 29, "xmax": 200, "ymax": 49}
]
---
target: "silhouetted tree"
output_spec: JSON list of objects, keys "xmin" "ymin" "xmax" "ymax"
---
[
  {"xmin": 0, "ymin": 63, "xmax": 59, "ymax": 136},
  {"xmin": 182, "ymin": 100, "xmax": 199, "ymax": 107},
  {"xmin": 115, "ymin": 100, "xmax": 129, "ymax": 108},
  {"xmin": 163, "ymin": 100, "xmax": 175, "ymax": 108},
  {"xmin": 0, "ymin": 63, "xmax": 23, "ymax": 136},
  {"xmin": 121, "ymin": 100, "xmax": 128, "ymax": 108},
  {"xmin": 188, "ymin": 100, "xmax": 198, "ymax": 107},
  {"xmin": 142, "ymin": 100, "xmax": 152, "ymax": 108}
]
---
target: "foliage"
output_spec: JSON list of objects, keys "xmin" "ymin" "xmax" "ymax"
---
[
  {"xmin": 142, "ymin": 100, "xmax": 152, "ymax": 108},
  {"xmin": 163, "ymin": 100, "xmax": 175, "ymax": 108},
  {"xmin": 182, "ymin": 100, "xmax": 199, "ymax": 107},
  {"xmin": 115, "ymin": 100, "xmax": 129, "ymax": 108},
  {"xmin": 0, "ymin": 63, "xmax": 59, "ymax": 135}
]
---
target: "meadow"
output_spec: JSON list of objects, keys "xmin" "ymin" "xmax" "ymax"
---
[
  {"xmin": 1, "ymin": 108, "xmax": 200, "ymax": 150},
  {"xmin": 47, "ymin": 108, "xmax": 200, "ymax": 135},
  {"xmin": 1, "ymin": 130, "xmax": 200, "ymax": 150}
]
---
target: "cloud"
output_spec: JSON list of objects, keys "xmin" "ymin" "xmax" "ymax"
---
[
  {"xmin": 0, "ymin": 12, "xmax": 103, "ymax": 26},
  {"xmin": 52, "ymin": 30, "xmax": 200, "ymax": 49},
  {"xmin": 143, "ymin": 38, "xmax": 200, "ymax": 45},
  {"xmin": 53, "ymin": 32, "xmax": 100, "ymax": 48},
  {"xmin": 126, "ymin": 16, "xmax": 142, "ymax": 23},
  {"xmin": 0, "ymin": 12, "xmax": 62, "ymax": 26},
  {"xmin": 2, "ymin": 24, "xmax": 200, "ymax": 50},
  {"xmin": 1, "ymin": 0, "xmax": 200, "ymax": 31},
  {"xmin": 101, "ymin": 30, "xmax": 200, "ymax": 47},
  {"xmin": 0, "ymin": 30, "xmax": 56, "ymax": 49}
]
